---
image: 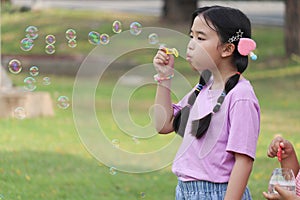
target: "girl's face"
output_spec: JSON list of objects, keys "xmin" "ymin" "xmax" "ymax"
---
[{"xmin": 186, "ymin": 15, "xmax": 223, "ymax": 71}]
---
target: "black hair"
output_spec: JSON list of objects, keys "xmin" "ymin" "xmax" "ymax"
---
[{"xmin": 173, "ymin": 6, "xmax": 252, "ymax": 139}]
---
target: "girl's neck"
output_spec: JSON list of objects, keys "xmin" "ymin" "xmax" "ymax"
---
[{"xmin": 210, "ymin": 66, "xmax": 240, "ymax": 90}]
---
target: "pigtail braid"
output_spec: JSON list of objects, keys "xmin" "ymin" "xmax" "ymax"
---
[
  {"xmin": 192, "ymin": 73, "xmax": 241, "ymax": 139},
  {"xmin": 173, "ymin": 70, "xmax": 212, "ymax": 137}
]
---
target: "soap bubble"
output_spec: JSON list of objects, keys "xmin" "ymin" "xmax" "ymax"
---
[
  {"xmin": 29, "ymin": 66, "xmax": 39, "ymax": 76},
  {"xmin": 8, "ymin": 59, "xmax": 22, "ymax": 74},
  {"xmin": 112, "ymin": 20, "xmax": 122, "ymax": 33},
  {"xmin": 65, "ymin": 29, "xmax": 77, "ymax": 40},
  {"xmin": 25, "ymin": 25, "xmax": 39, "ymax": 40},
  {"xmin": 42, "ymin": 77, "xmax": 51, "ymax": 85},
  {"xmin": 57, "ymin": 96, "xmax": 70, "ymax": 109},
  {"xmin": 14, "ymin": 107, "xmax": 26, "ymax": 120},
  {"xmin": 68, "ymin": 39, "xmax": 77, "ymax": 48},
  {"xmin": 88, "ymin": 31, "xmax": 100, "ymax": 45},
  {"xmin": 20, "ymin": 38, "xmax": 34, "ymax": 51},
  {"xmin": 130, "ymin": 22, "xmax": 142, "ymax": 36},
  {"xmin": 45, "ymin": 34, "xmax": 56, "ymax": 45},
  {"xmin": 45, "ymin": 44, "xmax": 55, "ymax": 54},
  {"xmin": 23, "ymin": 76, "xmax": 37, "ymax": 91},
  {"xmin": 112, "ymin": 139, "xmax": 120, "ymax": 148},
  {"xmin": 148, "ymin": 33, "xmax": 159, "ymax": 45},
  {"xmin": 109, "ymin": 167, "xmax": 117, "ymax": 175},
  {"xmin": 100, "ymin": 33, "xmax": 110, "ymax": 45}
]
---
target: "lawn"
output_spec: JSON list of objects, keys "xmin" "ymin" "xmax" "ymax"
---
[{"xmin": 1, "ymin": 4, "xmax": 300, "ymax": 200}]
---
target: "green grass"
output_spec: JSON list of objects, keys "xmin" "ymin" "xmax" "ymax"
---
[{"xmin": 2, "ymin": 6, "xmax": 300, "ymax": 200}]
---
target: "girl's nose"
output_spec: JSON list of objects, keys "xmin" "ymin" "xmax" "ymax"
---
[{"xmin": 187, "ymin": 39, "xmax": 195, "ymax": 50}]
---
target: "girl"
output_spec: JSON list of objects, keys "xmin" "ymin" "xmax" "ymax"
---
[
  {"xmin": 153, "ymin": 6, "xmax": 260, "ymax": 200},
  {"xmin": 263, "ymin": 135, "xmax": 300, "ymax": 200}
]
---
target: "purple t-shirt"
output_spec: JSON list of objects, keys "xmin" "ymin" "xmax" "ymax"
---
[{"xmin": 172, "ymin": 78, "xmax": 260, "ymax": 183}]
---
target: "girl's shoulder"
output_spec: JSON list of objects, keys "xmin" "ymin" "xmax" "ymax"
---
[{"xmin": 227, "ymin": 78, "xmax": 258, "ymax": 102}]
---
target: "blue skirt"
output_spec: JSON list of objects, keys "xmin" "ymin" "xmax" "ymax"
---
[{"xmin": 175, "ymin": 180, "xmax": 252, "ymax": 200}]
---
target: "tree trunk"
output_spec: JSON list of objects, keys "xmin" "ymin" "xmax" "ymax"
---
[
  {"xmin": 1, "ymin": 0, "xmax": 11, "ymax": 3},
  {"xmin": 162, "ymin": 0, "xmax": 198, "ymax": 23},
  {"xmin": 285, "ymin": 0, "xmax": 300, "ymax": 57}
]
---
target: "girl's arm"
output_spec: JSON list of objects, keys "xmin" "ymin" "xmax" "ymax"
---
[
  {"xmin": 153, "ymin": 50, "xmax": 175, "ymax": 133},
  {"xmin": 279, "ymin": 141, "xmax": 300, "ymax": 177},
  {"xmin": 224, "ymin": 153, "xmax": 253, "ymax": 200},
  {"xmin": 154, "ymin": 80, "xmax": 174, "ymax": 133}
]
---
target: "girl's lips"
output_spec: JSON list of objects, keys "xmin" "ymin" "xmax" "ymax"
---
[{"xmin": 186, "ymin": 54, "xmax": 192, "ymax": 61}]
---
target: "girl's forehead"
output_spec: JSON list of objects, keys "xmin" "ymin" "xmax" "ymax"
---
[{"xmin": 191, "ymin": 15, "xmax": 215, "ymax": 32}]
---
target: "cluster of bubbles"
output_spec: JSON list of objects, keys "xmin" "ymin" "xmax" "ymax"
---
[
  {"xmin": 65, "ymin": 29, "xmax": 77, "ymax": 48},
  {"xmin": 88, "ymin": 31, "xmax": 110, "ymax": 45},
  {"xmin": 7, "ymin": 57, "xmax": 70, "ymax": 120},
  {"xmin": 14, "ymin": 21, "xmax": 149, "ymax": 117},
  {"xmin": 20, "ymin": 21, "xmax": 159, "ymax": 52},
  {"xmin": 20, "ymin": 26, "xmax": 38, "ymax": 51},
  {"xmin": 45, "ymin": 34, "xmax": 56, "ymax": 54}
]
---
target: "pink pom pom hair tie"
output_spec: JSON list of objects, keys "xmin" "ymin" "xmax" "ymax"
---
[
  {"xmin": 238, "ymin": 38, "xmax": 257, "ymax": 60},
  {"xmin": 227, "ymin": 29, "xmax": 258, "ymax": 60}
]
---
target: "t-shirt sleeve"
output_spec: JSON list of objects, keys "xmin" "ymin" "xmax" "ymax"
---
[{"xmin": 226, "ymin": 99, "xmax": 260, "ymax": 160}]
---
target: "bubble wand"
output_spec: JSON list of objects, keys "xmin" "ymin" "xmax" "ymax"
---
[
  {"xmin": 164, "ymin": 47, "xmax": 179, "ymax": 58},
  {"xmin": 159, "ymin": 44, "xmax": 179, "ymax": 58},
  {"xmin": 277, "ymin": 146, "xmax": 282, "ymax": 162}
]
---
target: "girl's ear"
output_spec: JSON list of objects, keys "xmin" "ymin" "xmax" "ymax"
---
[{"xmin": 221, "ymin": 43, "xmax": 235, "ymax": 58}]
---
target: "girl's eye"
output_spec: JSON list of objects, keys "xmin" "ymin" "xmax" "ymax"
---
[
  {"xmin": 197, "ymin": 37, "xmax": 204, "ymax": 41},
  {"xmin": 189, "ymin": 35, "xmax": 193, "ymax": 38}
]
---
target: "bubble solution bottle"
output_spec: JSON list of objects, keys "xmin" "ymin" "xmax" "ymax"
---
[{"xmin": 268, "ymin": 168, "xmax": 296, "ymax": 194}]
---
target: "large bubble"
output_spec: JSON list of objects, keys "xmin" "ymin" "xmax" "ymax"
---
[
  {"xmin": 112, "ymin": 20, "xmax": 122, "ymax": 33},
  {"xmin": 8, "ymin": 59, "xmax": 22, "ymax": 74},
  {"xmin": 25, "ymin": 25, "xmax": 39, "ymax": 40},
  {"xmin": 65, "ymin": 29, "xmax": 77, "ymax": 40},
  {"xmin": 20, "ymin": 38, "xmax": 34, "ymax": 51},
  {"xmin": 129, "ymin": 22, "xmax": 142, "ymax": 36},
  {"xmin": 88, "ymin": 31, "xmax": 101, "ymax": 45}
]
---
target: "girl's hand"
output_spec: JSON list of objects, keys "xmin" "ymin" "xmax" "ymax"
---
[
  {"xmin": 153, "ymin": 49, "xmax": 175, "ymax": 77},
  {"xmin": 267, "ymin": 136, "xmax": 294, "ymax": 161},
  {"xmin": 263, "ymin": 185, "xmax": 300, "ymax": 200}
]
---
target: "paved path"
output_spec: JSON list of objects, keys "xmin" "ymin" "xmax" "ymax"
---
[{"xmin": 11, "ymin": 0, "xmax": 284, "ymax": 26}]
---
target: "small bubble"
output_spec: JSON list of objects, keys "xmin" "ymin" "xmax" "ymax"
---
[
  {"xmin": 14, "ymin": 107, "xmax": 26, "ymax": 120},
  {"xmin": 100, "ymin": 33, "xmax": 110, "ymax": 45},
  {"xmin": 25, "ymin": 25, "xmax": 39, "ymax": 40},
  {"xmin": 45, "ymin": 44, "xmax": 55, "ymax": 54},
  {"xmin": 112, "ymin": 20, "xmax": 122, "ymax": 33},
  {"xmin": 23, "ymin": 77, "xmax": 37, "ymax": 91},
  {"xmin": 68, "ymin": 39, "xmax": 77, "ymax": 48},
  {"xmin": 29, "ymin": 66, "xmax": 39, "ymax": 76},
  {"xmin": 132, "ymin": 136, "xmax": 140, "ymax": 144},
  {"xmin": 148, "ymin": 33, "xmax": 159, "ymax": 45},
  {"xmin": 45, "ymin": 34, "xmax": 56, "ymax": 45},
  {"xmin": 57, "ymin": 96, "xmax": 70, "ymax": 109},
  {"xmin": 8, "ymin": 59, "xmax": 22, "ymax": 74},
  {"xmin": 112, "ymin": 139, "xmax": 120, "ymax": 148},
  {"xmin": 20, "ymin": 38, "xmax": 34, "ymax": 51},
  {"xmin": 65, "ymin": 29, "xmax": 77, "ymax": 40},
  {"xmin": 88, "ymin": 31, "xmax": 100, "ymax": 45},
  {"xmin": 42, "ymin": 77, "xmax": 51, "ymax": 85},
  {"xmin": 109, "ymin": 167, "xmax": 117, "ymax": 175},
  {"xmin": 130, "ymin": 22, "xmax": 142, "ymax": 36}
]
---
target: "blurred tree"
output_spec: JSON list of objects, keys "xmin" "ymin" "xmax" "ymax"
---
[
  {"xmin": 285, "ymin": 0, "xmax": 300, "ymax": 56},
  {"xmin": 1, "ymin": 0, "xmax": 11, "ymax": 3},
  {"xmin": 162, "ymin": 0, "xmax": 197, "ymax": 22}
]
